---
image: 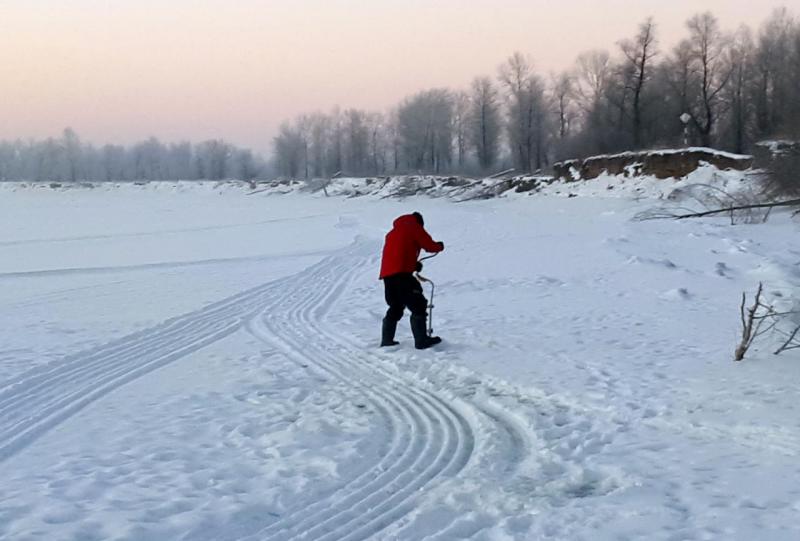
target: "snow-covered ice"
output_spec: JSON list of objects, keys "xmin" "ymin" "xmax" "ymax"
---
[{"xmin": 1, "ymin": 180, "xmax": 799, "ymax": 540}]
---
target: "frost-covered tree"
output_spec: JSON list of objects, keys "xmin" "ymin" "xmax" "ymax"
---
[
  {"xmin": 273, "ymin": 123, "xmax": 305, "ymax": 179},
  {"xmin": 499, "ymin": 53, "xmax": 549, "ymax": 172},
  {"xmin": 308, "ymin": 113, "xmax": 330, "ymax": 178},
  {"xmin": 0, "ymin": 130, "xmax": 263, "ymax": 182},
  {"xmin": 343, "ymin": 109, "xmax": 370, "ymax": 176},
  {"xmin": 574, "ymin": 50, "xmax": 611, "ymax": 116},
  {"xmin": 62, "ymin": 128, "xmax": 83, "ymax": 182},
  {"xmin": 754, "ymin": 8, "xmax": 797, "ymax": 138},
  {"xmin": 452, "ymin": 91, "xmax": 470, "ymax": 170},
  {"xmin": 397, "ymin": 89, "xmax": 454, "ymax": 173},
  {"xmin": 551, "ymin": 71, "xmax": 576, "ymax": 141},
  {"xmin": 619, "ymin": 18, "xmax": 658, "ymax": 148},
  {"xmin": 468, "ymin": 76, "xmax": 501, "ymax": 171},
  {"xmin": 684, "ymin": 12, "xmax": 732, "ymax": 147},
  {"xmin": 790, "ymin": 24, "xmax": 800, "ymax": 137},
  {"xmin": 722, "ymin": 27, "xmax": 756, "ymax": 153}
]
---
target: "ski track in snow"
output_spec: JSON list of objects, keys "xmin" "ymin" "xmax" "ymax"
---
[
  {"xmin": 0, "ymin": 248, "xmax": 332, "ymax": 280},
  {"xmin": 0, "ymin": 241, "xmax": 548, "ymax": 540},
  {"xmin": 242, "ymin": 244, "xmax": 526, "ymax": 540},
  {"xmin": 0, "ymin": 213, "xmax": 330, "ymax": 248},
  {"xmin": 239, "ymin": 243, "xmax": 621, "ymax": 539},
  {"xmin": 0, "ymin": 271, "xmax": 299, "ymax": 461}
]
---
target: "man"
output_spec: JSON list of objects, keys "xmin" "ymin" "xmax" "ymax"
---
[{"xmin": 379, "ymin": 212, "xmax": 445, "ymax": 349}]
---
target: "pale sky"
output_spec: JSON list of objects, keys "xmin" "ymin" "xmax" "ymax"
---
[{"xmin": 0, "ymin": 0, "xmax": 792, "ymax": 154}]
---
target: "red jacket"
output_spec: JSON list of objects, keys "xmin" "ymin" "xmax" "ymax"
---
[{"xmin": 379, "ymin": 214, "xmax": 443, "ymax": 279}]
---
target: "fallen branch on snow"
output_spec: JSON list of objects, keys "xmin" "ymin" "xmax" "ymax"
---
[{"xmin": 672, "ymin": 199, "xmax": 800, "ymax": 220}]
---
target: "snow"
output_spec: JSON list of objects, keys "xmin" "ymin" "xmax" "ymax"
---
[
  {"xmin": 1, "ymin": 180, "xmax": 799, "ymax": 540},
  {"xmin": 643, "ymin": 146, "xmax": 752, "ymax": 161},
  {"xmin": 539, "ymin": 162, "xmax": 760, "ymax": 200},
  {"xmin": 557, "ymin": 147, "xmax": 754, "ymax": 163},
  {"xmin": 0, "ymin": 157, "xmax": 758, "ymax": 205},
  {"xmin": 755, "ymin": 140, "xmax": 799, "ymax": 156}
]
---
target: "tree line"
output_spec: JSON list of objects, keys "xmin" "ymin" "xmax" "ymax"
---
[
  {"xmin": 0, "ymin": 129, "xmax": 267, "ymax": 182},
  {"xmin": 274, "ymin": 8, "xmax": 800, "ymax": 178},
  {"xmin": 1, "ymin": 9, "xmax": 796, "ymax": 183}
]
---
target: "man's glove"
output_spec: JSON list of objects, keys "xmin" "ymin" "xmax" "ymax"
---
[
  {"xmin": 415, "ymin": 261, "xmax": 423, "ymax": 273},
  {"xmin": 437, "ymin": 241, "xmax": 445, "ymax": 251}
]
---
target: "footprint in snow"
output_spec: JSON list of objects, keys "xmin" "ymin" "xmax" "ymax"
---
[
  {"xmin": 334, "ymin": 215, "xmax": 359, "ymax": 229},
  {"xmin": 660, "ymin": 288, "xmax": 692, "ymax": 301},
  {"xmin": 715, "ymin": 261, "xmax": 734, "ymax": 277}
]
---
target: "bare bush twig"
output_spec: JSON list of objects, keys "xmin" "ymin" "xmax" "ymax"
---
[
  {"xmin": 734, "ymin": 283, "xmax": 776, "ymax": 361},
  {"xmin": 733, "ymin": 282, "xmax": 800, "ymax": 359},
  {"xmin": 775, "ymin": 325, "xmax": 800, "ymax": 354}
]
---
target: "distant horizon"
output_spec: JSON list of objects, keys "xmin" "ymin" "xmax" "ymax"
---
[{"xmin": 1, "ymin": 0, "xmax": 794, "ymax": 155}]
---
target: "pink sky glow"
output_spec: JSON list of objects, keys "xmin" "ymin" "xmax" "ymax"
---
[{"xmin": 0, "ymin": 0, "xmax": 792, "ymax": 153}]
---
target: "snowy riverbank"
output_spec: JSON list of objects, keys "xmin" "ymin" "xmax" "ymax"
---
[{"xmin": 1, "ymin": 182, "xmax": 798, "ymax": 540}]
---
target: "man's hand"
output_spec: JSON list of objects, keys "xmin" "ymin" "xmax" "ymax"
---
[
  {"xmin": 415, "ymin": 261, "xmax": 423, "ymax": 273},
  {"xmin": 437, "ymin": 241, "xmax": 445, "ymax": 251}
]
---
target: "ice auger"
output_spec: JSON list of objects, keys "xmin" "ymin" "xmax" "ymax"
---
[{"xmin": 414, "ymin": 252, "xmax": 439, "ymax": 336}]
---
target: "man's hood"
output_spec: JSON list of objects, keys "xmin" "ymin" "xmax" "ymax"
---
[{"xmin": 393, "ymin": 214, "xmax": 419, "ymax": 229}]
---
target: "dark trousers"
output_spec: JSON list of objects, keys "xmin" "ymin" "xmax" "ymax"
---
[{"xmin": 383, "ymin": 273, "xmax": 428, "ymax": 322}]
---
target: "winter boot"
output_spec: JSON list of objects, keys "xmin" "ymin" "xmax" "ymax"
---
[
  {"xmin": 381, "ymin": 317, "xmax": 400, "ymax": 347},
  {"xmin": 410, "ymin": 314, "xmax": 442, "ymax": 350}
]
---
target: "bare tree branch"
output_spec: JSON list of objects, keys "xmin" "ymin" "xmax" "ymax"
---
[
  {"xmin": 672, "ymin": 199, "xmax": 800, "ymax": 219},
  {"xmin": 775, "ymin": 325, "xmax": 800, "ymax": 355}
]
